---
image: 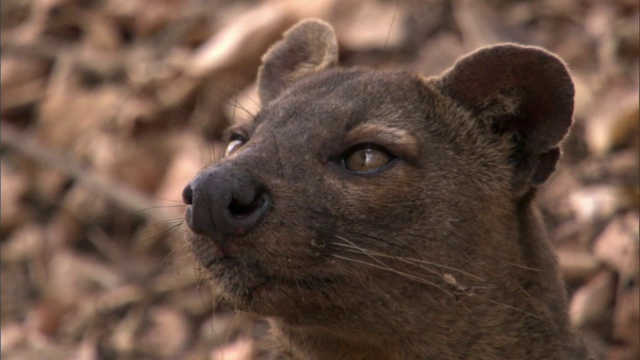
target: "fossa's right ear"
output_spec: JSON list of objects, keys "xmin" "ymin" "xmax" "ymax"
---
[
  {"xmin": 436, "ymin": 44, "xmax": 574, "ymax": 194},
  {"xmin": 257, "ymin": 19, "xmax": 338, "ymax": 106}
]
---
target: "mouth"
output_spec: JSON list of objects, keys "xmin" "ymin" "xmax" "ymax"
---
[
  {"xmin": 200, "ymin": 255, "xmax": 341, "ymax": 313},
  {"xmin": 185, "ymin": 224, "xmax": 346, "ymax": 315}
]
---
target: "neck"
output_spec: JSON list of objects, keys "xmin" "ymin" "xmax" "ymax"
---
[{"xmin": 265, "ymin": 193, "xmax": 588, "ymax": 359}]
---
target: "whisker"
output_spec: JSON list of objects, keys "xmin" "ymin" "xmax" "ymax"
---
[
  {"xmin": 332, "ymin": 236, "xmax": 547, "ymax": 322},
  {"xmin": 134, "ymin": 204, "xmax": 186, "ymax": 214},
  {"xmin": 333, "ymin": 235, "xmax": 407, "ymax": 277},
  {"xmin": 333, "ymin": 241, "xmax": 484, "ymax": 282},
  {"xmin": 330, "ymin": 254, "xmax": 450, "ymax": 295},
  {"xmin": 137, "ymin": 221, "xmax": 184, "ymax": 243},
  {"xmin": 383, "ymin": 0, "xmax": 401, "ymax": 53},
  {"xmin": 478, "ymin": 297, "xmax": 550, "ymax": 323},
  {"xmin": 217, "ymin": 84, "xmax": 260, "ymax": 111},
  {"xmin": 308, "ymin": 214, "xmax": 412, "ymax": 251},
  {"xmin": 334, "ymin": 251, "xmax": 546, "ymax": 322},
  {"xmin": 505, "ymin": 262, "xmax": 544, "ymax": 272},
  {"xmin": 207, "ymin": 86, "xmax": 257, "ymax": 119},
  {"xmin": 307, "ymin": 208, "xmax": 438, "ymax": 250},
  {"xmin": 337, "ymin": 244, "xmax": 444, "ymax": 278},
  {"xmin": 151, "ymin": 195, "xmax": 185, "ymax": 204},
  {"xmin": 307, "ymin": 208, "xmax": 544, "ymax": 275}
]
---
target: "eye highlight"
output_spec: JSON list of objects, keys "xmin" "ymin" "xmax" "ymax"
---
[
  {"xmin": 224, "ymin": 135, "xmax": 246, "ymax": 158},
  {"xmin": 342, "ymin": 145, "xmax": 392, "ymax": 173}
]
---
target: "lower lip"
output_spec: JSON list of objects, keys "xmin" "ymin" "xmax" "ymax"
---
[{"xmin": 202, "ymin": 236, "xmax": 243, "ymax": 259}]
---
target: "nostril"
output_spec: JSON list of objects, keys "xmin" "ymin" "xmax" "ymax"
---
[
  {"xmin": 185, "ymin": 167, "xmax": 272, "ymax": 238},
  {"xmin": 228, "ymin": 190, "xmax": 267, "ymax": 218},
  {"xmin": 182, "ymin": 184, "xmax": 193, "ymax": 205}
]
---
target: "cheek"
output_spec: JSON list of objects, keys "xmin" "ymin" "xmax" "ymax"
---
[
  {"xmin": 254, "ymin": 184, "xmax": 337, "ymax": 249},
  {"xmin": 330, "ymin": 170, "xmax": 428, "ymax": 226}
]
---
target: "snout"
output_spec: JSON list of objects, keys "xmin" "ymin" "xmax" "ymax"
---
[{"xmin": 182, "ymin": 166, "xmax": 272, "ymax": 239}]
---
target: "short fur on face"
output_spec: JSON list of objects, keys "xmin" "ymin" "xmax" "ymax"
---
[{"xmin": 185, "ymin": 19, "xmax": 589, "ymax": 359}]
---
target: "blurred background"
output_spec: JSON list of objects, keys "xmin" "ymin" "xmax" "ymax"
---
[{"xmin": 1, "ymin": 0, "xmax": 638, "ymax": 359}]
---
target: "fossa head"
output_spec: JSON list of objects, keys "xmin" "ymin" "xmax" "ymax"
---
[{"xmin": 182, "ymin": 19, "xmax": 579, "ymax": 358}]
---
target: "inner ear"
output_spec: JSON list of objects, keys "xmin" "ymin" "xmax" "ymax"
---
[
  {"xmin": 508, "ymin": 132, "xmax": 561, "ymax": 187},
  {"xmin": 257, "ymin": 19, "xmax": 338, "ymax": 106},
  {"xmin": 436, "ymin": 44, "xmax": 574, "ymax": 191}
]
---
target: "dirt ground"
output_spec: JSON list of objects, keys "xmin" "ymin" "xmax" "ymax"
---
[{"xmin": 1, "ymin": 0, "xmax": 638, "ymax": 359}]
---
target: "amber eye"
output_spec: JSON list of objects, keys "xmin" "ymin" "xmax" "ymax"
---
[
  {"xmin": 224, "ymin": 138, "xmax": 245, "ymax": 157},
  {"xmin": 343, "ymin": 146, "xmax": 392, "ymax": 172}
]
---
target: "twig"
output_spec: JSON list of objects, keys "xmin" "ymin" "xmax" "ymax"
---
[{"xmin": 0, "ymin": 121, "xmax": 180, "ymax": 223}]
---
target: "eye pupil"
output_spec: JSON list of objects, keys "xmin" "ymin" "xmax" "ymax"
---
[
  {"xmin": 344, "ymin": 146, "xmax": 390, "ymax": 172},
  {"xmin": 360, "ymin": 148, "xmax": 374, "ymax": 166}
]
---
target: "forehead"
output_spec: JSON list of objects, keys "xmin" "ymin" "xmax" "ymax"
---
[{"xmin": 256, "ymin": 69, "xmax": 430, "ymax": 134}]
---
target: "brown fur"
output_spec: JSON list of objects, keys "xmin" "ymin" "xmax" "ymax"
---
[{"xmin": 183, "ymin": 19, "xmax": 591, "ymax": 359}]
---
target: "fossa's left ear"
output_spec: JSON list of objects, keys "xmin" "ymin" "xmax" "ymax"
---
[
  {"xmin": 257, "ymin": 19, "xmax": 338, "ymax": 106},
  {"xmin": 436, "ymin": 44, "xmax": 574, "ymax": 190}
]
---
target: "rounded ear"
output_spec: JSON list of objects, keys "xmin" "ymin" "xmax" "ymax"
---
[
  {"xmin": 257, "ymin": 19, "xmax": 338, "ymax": 106},
  {"xmin": 436, "ymin": 44, "xmax": 574, "ymax": 188}
]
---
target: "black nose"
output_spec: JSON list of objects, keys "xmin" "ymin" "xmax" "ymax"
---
[{"xmin": 183, "ymin": 167, "xmax": 271, "ymax": 238}]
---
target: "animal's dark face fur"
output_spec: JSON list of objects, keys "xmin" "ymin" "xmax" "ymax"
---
[
  {"xmin": 183, "ymin": 19, "xmax": 588, "ymax": 359},
  {"xmin": 188, "ymin": 67, "xmax": 512, "ymax": 315}
]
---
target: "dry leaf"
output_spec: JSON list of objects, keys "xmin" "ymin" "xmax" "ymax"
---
[{"xmin": 570, "ymin": 270, "xmax": 616, "ymax": 328}]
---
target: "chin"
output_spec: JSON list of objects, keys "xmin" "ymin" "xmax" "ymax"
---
[{"xmin": 208, "ymin": 259, "xmax": 345, "ymax": 320}]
